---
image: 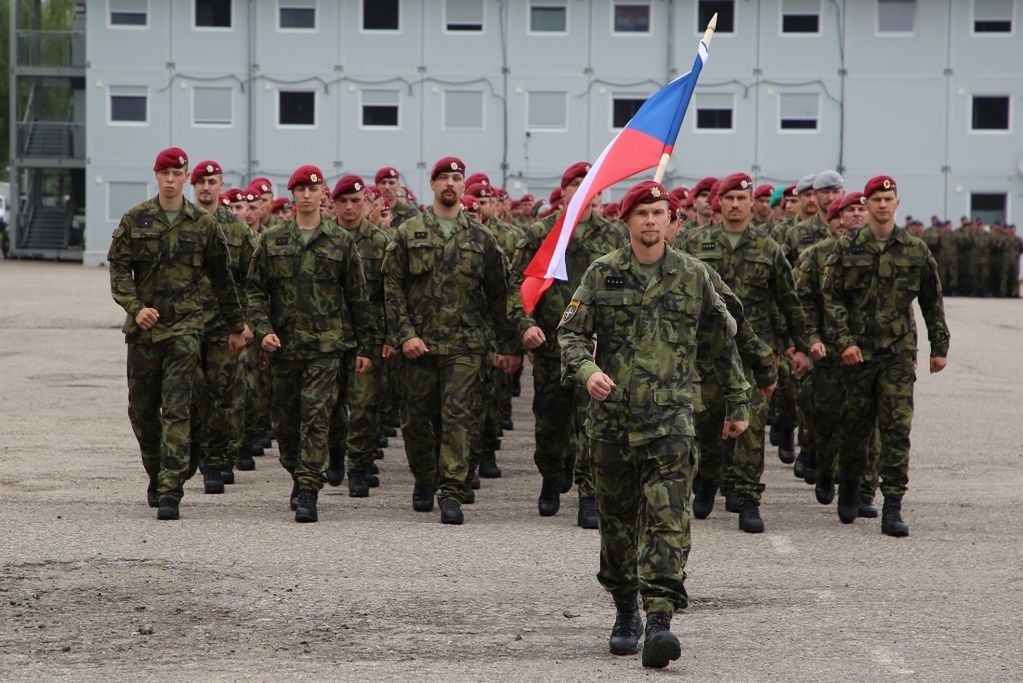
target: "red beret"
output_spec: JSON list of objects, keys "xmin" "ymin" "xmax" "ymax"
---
[
  {"xmin": 863, "ymin": 175, "xmax": 897, "ymax": 198},
  {"xmin": 690, "ymin": 176, "xmax": 718, "ymax": 198},
  {"xmin": 153, "ymin": 147, "xmax": 188, "ymax": 172},
  {"xmin": 827, "ymin": 191, "xmax": 865, "ymax": 221},
  {"xmin": 398, "ymin": 185, "xmax": 417, "ymax": 203},
  {"xmin": 785, "ymin": 184, "xmax": 799, "ymax": 198},
  {"xmin": 465, "ymin": 183, "xmax": 494, "ymax": 199},
  {"xmin": 710, "ymin": 195, "xmax": 721, "ymax": 213},
  {"xmin": 249, "ymin": 177, "xmax": 273, "ymax": 195},
  {"xmin": 460, "ymin": 195, "xmax": 481, "ymax": 213},
  {"xmin": 190, "ymin": 160, "xmax": 222, "ymax": 185},
  {"xmin": 331, "ymin": 174, "xmax": 366, "ymax": 200},
  {"xmin": 218, "ymin": 191, "xmax": 232, "ymax": 206},
  {"xmin": 754, "ymin": 183, "xmax": 774, "ymax": 199},
  {"xmin": 242, "ymin": 185, "xmax": 263, "ymax": 202},
  {"xmin": 375, "ymin": 167, "xmax": 400, "ymax": 184},
  {"xmin": 602, "ymin": 202, "xmax": 620, "ymax": 218},
  {"xmin": 670, "ymin": 187, "xmax": 689, "ymax": 202},
  {"xmin": 717, "ymin": 172, "xmax": 754, "ymax": 196},
  {"xmin": 618, "ymin": 181, "xmax": 671, "ymax": 219},
  {"xmin": 667, "ymin": 193, "xmax": 680, "ymax": 213},
  {"xmin": 561, "ymin": 161, "xmax": 591, "ymax": 189},
  {"xmin": 271, "ymin": 197, "xmax": 294, "ymax": 213},
  {"xmin": 381, "ymin": 198, "xmax": 392, "ymax": 210},
  {"xmin": 431, "ymin": 156, "xmax": 466, "ymax": 181},
  {"xmin": 549, "ymin": 187, "xmax": 564, "ymax": 207},
  {"xmin": 493, "ymin": 187, "xmax": 508, "ymax": 198},
  {"xmin": 223, "ymin": 188, "xmax": 244, "ymax": 203},
  {"xmin": 287, "ymin": 164, "xmax": 324, "ymax": 191},
  {"xmin": 465, "ymin": 173, "xmax": 491, "ymax": 188},
  {"xmin": 519, "ymin": 193, "xmax": 535, "ymax": 203},
  {"xmin": 365, "ymin": 187, "xmax": 380, "ymax": 202}
]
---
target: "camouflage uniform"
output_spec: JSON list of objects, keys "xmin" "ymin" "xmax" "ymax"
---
[
  {"xmin": 383, "ymin": 209, "xmax": 515, "ymax": 505},
  {"xmin": 247, "ymin": 219, "xmax": 376, "ymax": 492},
  {"xmin": 108, "ymin": 196, "xmax": 244, "ymax": 502},
  {"xmin": 508, "ymin": 212, "xmax": 627, "ymax": 500},
  {"xmin": 969, "ymin": 229, "xmax": 991, "ymax": 296},
  {"xmin": 391, "ymin": 201, "xmax": 421, "ymax": 230},
  {"xmin": 558, "ymin": 246, "xmax": 749, "ymax": 614},
  {"xmin": 822, "ymin": 226, "xmax": 950, "ymax": 501}
]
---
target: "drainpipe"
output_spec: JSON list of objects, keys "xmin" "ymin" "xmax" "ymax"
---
[{"xmin": 246, "ymin": 0, "xmax": 255, "ymax": 183}]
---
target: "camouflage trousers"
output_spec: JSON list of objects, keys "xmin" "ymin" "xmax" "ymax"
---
[
  {"xmin": 692, "ymin": 379, "xmax": 726, "ymax": 489},
  {"xmin": 194, "ymin": 335, "xmax": 244, "ymax": 471},
  {"xmin": 592, "ymin": 435, "xmax": 696, "ymax": 615},
  {"xmin": 468, "ymin": 357, "xmax": 503, "ymax": 469},
  {"xmin": 938, "ymin": 259, "xmax": 958, "ymax": 294},
  {"xmin": 771, "ymin": 354, "xmax": 798, "ymax": 431},
  {"xmin": 401, "ymin": 353, "xmax": 483, "ymax": 504},
  {"xmin": 126, "ymin": 335, "xmax": 201, "ymax": 502},
  {"xmin": 839, "ymin": 353, "xmax": 915, "ymax": 501},
  {"xmin": 334, "ymin": 354, "xmax": 385, "ymax": 472},
  {"xmin": 795, "ymin": 370, "xmax": 816, "ymax": 454},
  {"xmin": 325, "ymin": 352, "xmax": 353, "ymax": 466},
  {"xmin": 531, "ymin": 355, "xmax": 592, "ymax": 498},
  {"xmin": 271, "ymin": 355, "xmax": 341, "ymax": 491},
  {"xmin": 240, "ymin": 345, "xmax": 272, "ymax": 449}
]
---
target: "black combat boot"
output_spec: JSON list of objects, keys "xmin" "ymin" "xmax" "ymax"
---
[
  {"xmin": 157, "ymin": 497, "xmax": 179, "ymax": 521},
  {"xmin": 440, "ymin": 499, "xmax": 464, "ymax": 525},
  {"xmin": 837, "ymin": 479, "xmax": 859, "ymax": 524},
  {"xmin": 858, "ymin": 494, "xmax": 878, "ymax": 518},
  {"xmin": 385, "ymin": 426, "xmax": 398, "ymax": 437},
  {"xmin": 237, "ymin": 448, "xmax": 256, "ymax": 471},
  {"xmin": 348, "ymin": 468, "xmax": 369, "ymax": 497},
  {"xmin": 500, "ymin": 415, "xmax": 514, "ymax": 431},
  {"xmin": 538, "ymin": 476, "xmax": 561, "ymax": 517},
  {"xmin": 608, "ymin": 596, "xmax": 643, "ymax": 655},
  {"xmin": 738, "ymin": 502, "xmax": 765, "ymax": 533},
  {"xmin": 377, "ymin": 433, "xmax": 389, "ymax": 449},
  {"xmin": 814, "ymin": 471, "xmax": 835, "ymax": 505},
  {"xmin": 294, "ymin": 489, "xmax": 318, "ymax": 523},
  {"xmin": 769, "ymin": 423, "xmax": 780, "ymax": 446},
  {"xmin": 412, "ymin": 483, "xmax": 435, "ymax": 512},
  {"xmin": 289, "ymin": 480, "xmax": 300, "ymax": 511},
  {"xmin": 463, "ymin": 480, "xmax": 476, "ymax": 505},
  {"xmin": 221, "ymin": 466, "xmax": 236, "ymax": 484},
  {"xmin": 692, "ymin": 479, "xmax": 717, "ymax": 519},
  {"xmin": 467, "ymin": 464, "xmax": 481, "ymax": 490},
  {"xmin": 777, "ymin": 428, "xmax": 796, "ymax": 464},
  {"xmin": 801, "ymin": 450, "xmax": 818, "ymax": 484},
  {"xmin": 577, "ymin": 497, "xmax": 598, "ymax": 529},
  {"xmin": 560, "ymin": 453, "xmax": 576, "ymax": 494},
  {"xmin": 365, "ymin": 465, "xmax": 380, "ymax": 488},
  {"xmin": 881, "ymin": 498, "xmax": 909, "ymax": 537},
  {"xmin": 724, "ymin": 491, "xmax": 741, "ymax": 513},
  {"xmin": 261, "ymin": 431, "xmax": 273, "ymax": 449},
  {"xmin": 641, "ymin": 612, "xmax": 681, "ymax": 669},
  {"xmin": 325, "ymin": 448, "xmax": 345, "ymax": 487},
  {"xmin": 248, "ymin": 441, "xmax": 264, "ymax": 457},
  {"xmin": 479, "ymin": 453, "xmax": 502, "ymax": 478},
  {"xmin": 146, "ymin": 475, "xmax": 159, "ymax": 508},
  {"xmin": 203, "ymin": 468, "xmax": 225, "ymax": 494}
]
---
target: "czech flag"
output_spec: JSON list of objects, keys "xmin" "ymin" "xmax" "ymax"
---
[{"xmin": 519, "ymin": 39, "xmax": 710, "ymax": 315}]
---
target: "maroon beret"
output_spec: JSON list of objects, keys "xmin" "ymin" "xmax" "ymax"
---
[
  {"xmin": 690, "ymin": 176, "xmax": 718, "ymax": 198},
  {"xmin": 271, "ymin": 197, "xmax": 294, "ymax": 213},
  {"xmin": 602, "ymin": 202, "xmax": 620, "ymax": 219},
  {"xmin": 549, "ymin": 187, "xmax": 564, "ymax": 207},
  {"xmin": 519, "ymin": 193, "xmax": 535, "ymax": 203},
  {"xmin": 754, "ymin": 183, "xmax": 774, "ymax": 199},
  {"xmin": 465, "ymin": 173, "xmax": 491, "ymax": 188},
  {"xmin": 493, "ymin": 187, "xmax": 508, "ymax": 198},
  {"xmin": 365, "ymin": 187, "xmax": 380, "ymax": 202},
  {"xmin": 618, "ymin": 181, "xmax": 671, "ymax": 219},
  {"xmin": 710, "ymin": 195, "xmax": 721, "ymax": 213},
  {"xmin": 785, "ymin": 184, "xmax": 799, "ymax": 198},
  {"xmin": 375, "ymin": 167, "xmax": 400, "ymax": 184},
  {"xmin": 399, "ymin": 185, "xmax": 417, "ymax": 203},
  {"xmin": 250, "ymin": 177, "xmax": 273, "ymax": 195},
  {"xmin": 670, "ymin": 186, "xmax": 689, "ymax": 202},
  {"xmin": 431, "ymin": 156, "xmax": 466, "ymax": 181},
  {"xmin": 863, "ymin": 175, "xmax": 897, "ymax": 198},
  {"xmin": 153, "ymin": 147, "xmax": 188, "ymax": 172},
  {"xmin": 560, "ymin": 161, "xmax": 591, "ymax": 189},
  {"xmin": 190, "ymin": 160, "xmax": 222, "ymax": 185},
  {"xmin": 460, "ymin": 195, "xmax": 481, "ymax": 213},
  {"xmin": 242, "ymin": 185, "xmax": 263, "ymax": 202},
  {"xmin": 223, "ymin": 188, "xmax": 244, "ymax": 203},
  {"xmin": 287, "ymin": 165, "xmax": 325, "ymax": 191},
  {"xmin": 218, "ymin": 191, "xmax": 232, "ymax": 206},
  {"xmin": 717, "ymin": 172, "xmax": 754, "ymax": 196},
  {"xmin": 331, "ymin": 174, "xmax": 366, "ymax": 200},
  {"xmin": 827, "ymin": 191, "xmax": 865, "ymax": 221},
  {"xmin": 465, "ymin": 183, "xmax": 494, "ymax": 199}
]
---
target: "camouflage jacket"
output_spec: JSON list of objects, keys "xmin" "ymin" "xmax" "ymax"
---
[
  {"xmin": 341, "ymin": 218, "xmax": 389, "ymax": 349},
  {"xmin": 822, "ymin": 226, "xmax": 949, "ymax": 359},
  {"xmin": 486, "ymin": 218, "xmax": 524, "ymax": 260},
  {"xmin": 681, "ymin": 223, "xmax": 809, "ymax": 354},
  {"xmin": 795, "ymin": 236, "xmax": 843, "ymax": 362},
  {"xmin": 558, "ymin": 246, "xmax": 750, "ymax": 446},
  {"xmin": 769, "ymin": 216, "xmax": 800, "ymax": 246},
  {"xmin": 201, "ymin": 205, "xmax": 255, "ymax": 338},
  {"xmin": 246, "ymin": 218, "xmax": 376, "ymax": 359},
  {"xmin": 383, "ymin": 208, "xmax": 515, "ymax": 355},
  {"xmin": 508, "ymin": 211, "xmax": 627, "ymax": 357},
  {"xmin": 391, "ymin": 201, "xmax": 421, "ymax": 230},
  {"xmin": 108, "ymin": 196, "xmax": 243, "ymax": 344},
  {"xmin": 783, "ymin": 214, "xmax": 831, "ymax": 267}
]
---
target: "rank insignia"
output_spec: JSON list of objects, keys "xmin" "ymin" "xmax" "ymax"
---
[
  {"xmin": 604, "ymin": 275, "xmax": 625, "ymax": 289},
  {"xmin": 137, "ymin": 215, "xmax": 152, "ymax": 229},
  {"xmin": 414, "ymin": 231, "xmax": 428, "ymax": 239},
  {"xmin": 851, "ymin": 245, "xmax": 866, "ymax": 254},
  {"xmin": 701, "ymin": 242, "xmax": 717, "ymax": 251},
  {"xmin": 561, "ymin": 299, "xmax": 581, "ymax": 324},
  {"xmin": 802, "ymin": 236, "xmax": 815, "ymax": 244},
  {"xmin": 275, "ymin": 236, "xmax": 290, "ymax": 245}
]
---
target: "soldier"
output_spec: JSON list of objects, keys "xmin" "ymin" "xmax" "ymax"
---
[
  {"xmin": 375, "ymin": 166, "xmax": 420, "ymax": 228},
  {"xmin": 383, "ymin": 156, "xmax": 519, "ymax": 525},
  {"xmin": 250, "ymin": 177, "xmax": 278, "ymax": 231},
  {"xmin": 559, "ymin": 180, "xmax": 749, "ymax": 669},
  {"xmin": 682, "ymin": 172, "xmax": 810, "ymax": 533},
  {"xmin": 969, "ymin": 220, "xmax": 992, "ymax": 296},
  {"xmin": 271, "ymin": 197, "xmax": 294, "ymax": 222},
  {"xmin": 822, "ymin": 175, "xmax": 950, "ymax": 536},
  {"xmin": 682, "ymin": 176, "xmax": 717, "ymax": 233},
  {"xmin": 751, "ymin": 183, "xmax": 774, "ymax": 230},
  {"xmin": 1007, "ymin": 224, "xmax": 1022, "ymax": 297},
  {"xmin": 108, "ymin": 147, "xmax": 247, "ymax": 520},
  {"xmin": 247, "ymin": 164, "xmax": 376, "ymax": 523},
  {"xmin": 508, "ymin": 161, "xmax": 628, "ymax": 527}
]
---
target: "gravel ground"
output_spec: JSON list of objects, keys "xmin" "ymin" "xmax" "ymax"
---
[{"xmin": 1, "ymin": 260, "xmax": 1021, "ymax": 682}]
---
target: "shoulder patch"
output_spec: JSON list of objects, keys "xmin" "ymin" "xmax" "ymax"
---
[
  {"xmin": 701, "ymin": 242, "xmax": 717, "ymax": 251},
  {"xmin": 561, "ymin": 299, "xmax": 582, "ymax": 325},
  {"xmin": 604, "ymin": 275, "xmax": 625, "ymax": 289},
  {"xmin": 414, "ymin": 231, "xmax": 428, "ymax": 239}
]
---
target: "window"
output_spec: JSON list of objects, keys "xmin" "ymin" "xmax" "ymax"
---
[
  {"xmin": 109, "ymin": 87, "xmax": 147, "ymax": 124},
  {"xmin": 279, "ymin": 0, "xmax": 316, "ymax": 30},
  {"xmin": 973, "ymin": 0, "xmax": 1013, "ymax": 33},
  {"xmin": 527, "ymin": 91, "xmax": 567, "ymax": 131},
  {"xmin": 108, "ymin": 182, "xmax": 149, "ymax": 220},
  {"xmin": 530, "ymin": 1, "xmax": 567, "ymax": 33},
  {"xmin": 361, "ymin": 90, "xmax": 400, "ymax": 128},
  {"xmin": 779, "ymin": 93, "xmax": 819, "ymax": 131},
  {"xmin": 698, "ymin": 1, "xmax": 734, "ymax": 34},
  {"xmin": 193, "ymin": 87, "xmax": 232, "ymax": 126},
  {"xmin": 781, "ymin": 0, "xmax": 819, "ymax": 33},
  {"xmin": 694, "ymin": 93, "xmax": 734, "ymax": 131},
  {"xmin": 971, "ymin": 96, "xmax": 1010, "ymax": 131},
  {"xmin": 109, "ymin": 0, "xmax": 147, "ymax": 27},
  {"xmin": 278, "ymin": 90, "xmax": 315, "ymax": 126},
  {"xmin": 444, "ymin": 91, "xmax": 484, "ymax": 130},
  {"xmin": 612, "ymin": 96, "xmax": 645, "ymax": 129},
  {"xmin": 195, "ymin": 0, "xmax": 231, "ymax": 28},
  {"xmin": 877, "ymin": 0, "xmax": 914, "ymax": 33},
  {"xmin": 446, "ymin": 0, "xmax": 482, "ymax": 32},
  {"xmin": 970, "ymin": 193, "xmax": 1007, "ymax": 223},
  {"xmin": 614, "ymin": 3, "xmax": 650, "ymax": 33},
  {"xmin": 363, "ymin": 0, "xmax": 399, "ymax": 31}
]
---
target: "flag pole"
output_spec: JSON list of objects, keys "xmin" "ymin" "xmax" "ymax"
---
[{"xmin": 653, "ymin": 13, "xmax": 718, "ymax": 184}]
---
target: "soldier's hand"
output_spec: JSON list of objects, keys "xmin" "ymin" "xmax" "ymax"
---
[
  {"xmin": 495, "ymin": 354, "xmax": 522, "ymax": 374},
  {"xmin": 758, "ymin": 382, "xmax": 778, "ymax": 400},
  {"xmin": 227, "ymin": 332, "xmax": 247, "ymax": 357},
  {"xmin": 586, "ymin": 372, "xmax": 615, "ymax": 401},
  {"xmin": 381, "ymin": 344, "xmax": 396, "ymax": 361},
  {"xmin": 809, "ymin": 342, "xmax": 827, "ymax": 361},
  {"xmin": 722, "ymin": 420, "xmax": 748, "ymax": 440},
  {"xmin": 135, "ymin": 307, "xmax": 159, "ymax": 330},
  {"xmin": 354, "ymin": 356, "xmax": 373, "ymax": 374},
  {"xmin": 403, "ymin": 337, "xmax": 429, "ymax": 359},
  {"xmin": 522, "ymin": 326, "xmax": 546, "ymax": 350},
  {"xmin": 242, "ymin": 324, "xmax": 254, "ymax": 346},
  {"xmin": 262, "ymin": 333, "xmax": 282, "ymax": 353},
  {"xmin": 791, "ymin": 351, "xmax": 810, "ymax": 376},
  {"xmin": 841, "ymin": 345, "xmax": 864, "ymax": 365},
  {"xmin": 930, "ymin": 356, "xmax": 948, "ymax": 374}
]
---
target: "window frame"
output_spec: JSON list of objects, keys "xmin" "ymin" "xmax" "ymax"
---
[
  {"xmin": 444, "ymin": 0, "xmax": 484, "ymax": 34},
  {"xmin": 971, "ymin": 0, "xmax": 1015, "ymax": 36},
  {"xmin": 610, "ymin": 94, "xmax": 649, "ymax": 131},
  {"xmin": 693, "ymin": 92, "xmax": 736, "ymax": 133},
  {"xmin": 193, "ymin": 0, "xmax": 233, "ymax": 31},
  {"xmin": 276, "ymin": 0, "xmax": 318, "ymax": 33},
  {"xmin": 611, "ymin": 2, "xmax": 652, "ymax": 36},
  {"xmin": 107, "ymin": 0, "xmax": 149, "ymax": 30},
  {"xmin": 359, "ymin": 89, "xmax": 402, "ymax": 130},
  {"xmin": 779, "ymin": 0, "xmax": 821, "ymax": 36},
  {"xmin": 968, "ymin": 192, "xmax": 1010, "ymax": 222},
  {"xmin": 108, "ymin": 86, "xmax": 149, "ymax": 126},
  {"xmin": 276, "ymin": 89, "xmax": 318, "ymax": 129},
  {"xmin": 107, "ymin": 181, "xmax": 151, "ymax": 221},
  {"xmin": 360, "ymin": 0, "xmax": 402, "ymax": 34},
  {"xmin": 875, "ymin": 0, "xmax": 916, "ymax": 36},
  {"xmin": 777, "ymin": 92, "xmax": 821, "ymax": 134},
  {"xmin": 526, "ymin": 90, "xmax": 569, "ymax": 132},
  {"xmin": 442, "ymin": 90, "xmax": 486, "ymax": 131},
  {"xmin": 969, "ymin": 94, "xmax": 1012, "ymax": 134},
  {"xmin": 191, "ymin": 86, "xmax": 234, "ymax": 128},
  {"xmin": 527, "ymin": 0, "xmax": 569, "ymax": 36},
  {"xmin": 696, "ymin": 0, "xmax": 735, "ymax": 35}
]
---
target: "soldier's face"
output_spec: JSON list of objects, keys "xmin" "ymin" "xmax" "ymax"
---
[
  {"xmin": 292, "ymin": 184, "xmax": 322, "ymax": 215},
  {"xmin": 866, "ymin": 191, "xmax": 899, "ymax": 224},
  {"xmin": 816, "ymin": 188, "xmax": 843, "ymax": 215},
  {"xmin": 378, "ymin": 177, "xmax": 399, "ymax": 200},
  {"xmin": 627, "ymin": 201, "xmax": 669, "ymax": 247},
  {"xmin": 562, "ymin": 177, "xmax": 584, "ymax": 204},
  {"xmin": 840, "ymin": 204, "xmax": 867, "ymax": 232},
  {"xmin": 720, "ymin": 189, "xmax": 753, "ymax": 227},
  {"xmin": 754, "ymin": 196, "xmax": 772, "ymax": 220},
  {"xmin": 334, "ymin": 193, "xmax": 365, "ymax": 227},
  {"xmin": 245, "ymin": 202, "xmax": 261, "ymax": 227},
  {"xmin": 783, "ymin": 197, "xmax": 799, "ymax": 217},
  {"xmin": 156, "ymin": 168, "xmax": 187, "ymax": 200},
  {"xmin": 260, "ymin": 194, "xmax": 273, "ymax": 221},
  {"xmin": 193, "ymin": 175, "xmax": 223, "ymax": 205},
  {"xmin": 379, "ymin": 207, "xmax": 393, "ymax": 227},
  {"xmin": 432, "ymin": 172, "xmax": 465, "ymax": 208},
  {"xmin": 694, "ymin": 191, "xmax": 712, "ymax": 218},
  {"xmin": 665, "ymin": 216, "xmax": 681, "ymax": 244},
  {"xmin": 479, "ymin": 196, "xmax": 499, "ymax": 219},
  {"xmin": 229, "ymin": 201, "xmax": 246, "ymax": 218},
  {"xmin": 798, "ymin": 191, "xmax": 818, "ymax": 217}
]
